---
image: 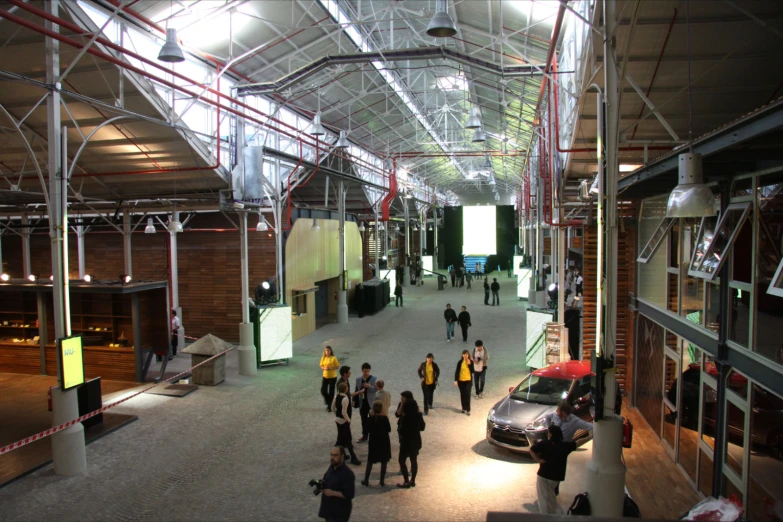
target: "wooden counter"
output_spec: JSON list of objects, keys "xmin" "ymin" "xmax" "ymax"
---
[{"xmin": 44, "ymin": 344, "xmax": 136, "ymax": 382}]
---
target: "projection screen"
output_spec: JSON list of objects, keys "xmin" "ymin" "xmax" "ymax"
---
[{"xmin": 462, "ymin": 206, "xmax": 497, "ymax": 255}]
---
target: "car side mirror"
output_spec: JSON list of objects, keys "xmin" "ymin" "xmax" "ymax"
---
[{"xmin": 509, "ymin": 386, "xmax": 515, "ymax": 393}]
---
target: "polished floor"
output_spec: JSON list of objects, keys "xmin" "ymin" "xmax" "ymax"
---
[{"xmin": 0, "ymin": 273, "xmax": 700, "ymax": 520}]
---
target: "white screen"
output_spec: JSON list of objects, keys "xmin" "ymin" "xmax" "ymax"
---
[{"xmin": 462, "ymin": 206, "xmax": 497, "ymax": 255}]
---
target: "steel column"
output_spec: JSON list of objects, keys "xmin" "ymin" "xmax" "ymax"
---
[
  {"xmin": 374, "ymin": 206, "xmax": 380, "ymax": 276},
  {"xmin": 122, "ymin": 209, "xmax": 132, "ymax": 279},
  {"xmin": 169, "ymin": 211, "xmax": 180, "ymax": 310},
  {"xmin": 46, "ymin": 0, "xmax": 86, "ymax": 477},
  {"xmin": 238, "ymin": 211, "xmax": 257, "ymax": 375},
  {"xmin": 21, "ymin": 214, "xmax": 31, "ymax": 278},
  {"xmin": 76, "ymin": 225, "xmax": 86, "ymax": 279},
  {"xmin": 433, "ymin": 207, "xmax": 438, "ymax": 269},
  {"xmin": 337, "ymin": 180, "xmax": 348, "ymax": 324}
]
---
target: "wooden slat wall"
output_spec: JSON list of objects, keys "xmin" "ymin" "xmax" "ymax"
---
[
  {"xmin": 285, "ymin": 218, "xmax": 363, "ymax": 341},
  {"xmin": 2, "ymin": 213, "xmax": 276, "ymax": 342},
  {"xmin": 582, "ymin": 224, "xmax": 636, "ymax": 395},
  {"xmin": 44, "ymin": 345, "xmax": 136, "ymax": 382},
  {"xmin": 0, "ymin": 344, "xmax": 41, "ymax": 375}
]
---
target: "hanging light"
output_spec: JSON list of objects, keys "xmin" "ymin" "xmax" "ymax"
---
[
  {"xmin": 414, "ymin": 223, "xmax": 419, "ymax": 231},
  {"xmin": 404, "ymin": 190, "xmax": 412, "ymax": 199},
  {"xmin": 429, "ymin": 225, "xmax": 433, "ymax": 231},
  {"xmin": 168, "ymin": 213, "xmax": 183, "ymax": 233},
  {"xmin": 494, "ymin": 192, "xmax": 500, "ymax": 202},
  {"xmin": 311, "ymin": 112, "xmax": 326, "ymax": 136},
  {"xmin": 311, "ymin": 218, "xmax": 320, "ymax": 232},
  {"xmin": 120, "ymin": 274, "xmax": 132, "ymax": 284},
  {"xmin": 378, "ymin": 222, "xmax": 385, "ymax": 231},
  {"xmin": 666, "ymin": 153, "xmax": 716, "ymax": 218},
  {"xmin": 144, "ymin": 217, "xmax": 156, "ymax": 234},
  {"xmin": 471, "ymin": 127, "xmax": 487, "ymax": 143},
  {"xmin": 157, "ymin": 28, "xmax": 185, "ymax": 63},
  {"xmin": 396, "ymin": 223, "xmax": 401, "ymax": 232},
  {"xmin": 256, "ymin": 209, "xmax": 269, "ymax": 232},
  {"xmin": 358, "ymin": 222, "xmax": 366, "ymax": 232},
  {"xmin": 481, "ymin": 153, "xmax": 492, "ymax": 169},
  {"xmin": 83, "ymin": 274, "xmax": 93, "ymax": 283},
  {"xmin": 465, "ymin": 107, "xmax": 482, "ymax": 129},
  {"xmin": 27, "ymin": 274, "xmax": 37, "ymax": 282},
  {"xmin": 426, "ymin": 0, "xmax": 457, "ymax": 37},
  {"xmin": 335, "ymin": 130, "xmax": 350, "ymax": 149}
]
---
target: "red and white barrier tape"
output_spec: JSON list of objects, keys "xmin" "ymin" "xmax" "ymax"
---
[{"xmin": 0, "ymin": 345, "xmax": 236, "ymax": 456}]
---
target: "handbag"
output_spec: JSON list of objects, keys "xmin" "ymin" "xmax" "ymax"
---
[{"xmin": 352, "ymin": 395, "xmax": 361, "ymax": 409}]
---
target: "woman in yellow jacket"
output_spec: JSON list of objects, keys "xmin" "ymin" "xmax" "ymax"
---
[{"xmin": 320, "ymin": 346, "xmax": 340, "ymax": 412}]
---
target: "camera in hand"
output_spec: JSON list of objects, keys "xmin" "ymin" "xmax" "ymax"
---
[{"xmin": 308, "ymin": 479, "xmax": 325, "ymax": 495}]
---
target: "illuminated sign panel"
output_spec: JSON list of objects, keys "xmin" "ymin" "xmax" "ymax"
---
[{"xmin": 59, "ymin": 335, "xmax": 85, "ymax": 391}]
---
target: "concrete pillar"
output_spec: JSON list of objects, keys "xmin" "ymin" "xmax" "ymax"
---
[
  {"xmin": 586, "ymin": 415, "xmax": 625, "ymax": 517},
  {"xmin": 238, "ymin": 212, "xmax": 256, "ymax": 375},
  {"xmin": 47, "ymin": 0, "xmax": 86, "ymax": 476},
  {"xmin": 337, "ymin": 181, "xmax": 348, "ymax": 324},
  {"xmin": 237, "ymin": 321, "xmax": 256, "ymax": 376}
]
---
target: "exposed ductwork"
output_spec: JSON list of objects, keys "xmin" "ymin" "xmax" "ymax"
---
[{"xmin": 236, "ymin": 47, "xmax": 543, "ymax": 97}]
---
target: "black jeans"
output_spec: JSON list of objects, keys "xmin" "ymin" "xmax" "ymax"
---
[
  {"xmin": 474, "ymin": 368, "xmax": 486, "ymax": 395},
  {"xmin": 484, "ymin": 291, "xmax": 490, "ymax": 305},
  {"xmin": 171, "ymin": 329, "xmax": 178, "ymax": 356},
  {"xmin": 458, "ymin": 380, "xmax": 472, "ymax": 412},
  {"xmin": 364, "ymin": 460, "xmax": 387, "ymax": 484},
  {"xmin": 421, "ymin": 382, "xmax": 436, "ymax": 411},
  {"xmin": 321, "ymin": 377, "xmax": 337, "ymax": 407},
  {"xmin": 492, "ymin": 290, "xmax": 499, "ymax": 305},
  {"xmin": 398, "ymin": 449, "xmax": 418, "ymax": 483},
  {"xmin": 460, "ymin": 324, "xmax": 469, "ymax": 342},
  {"xmin": 395, "ymin": 295, "xmax": 403, "ymax": 307},
  {"xmin": 335, "ymin": 422, "xmax": 357, "ymax": 461},
  {"xmin": 360, "ymin": 403, "xmax": 371, "ymax": 438}
]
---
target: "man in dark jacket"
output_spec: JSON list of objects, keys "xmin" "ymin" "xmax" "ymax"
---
[
  {"xmin": 483, "ymin": 277, "xmax": 490, "ymax": 305},
  {"xmin": 530, "ymin": 425, "xmax": 577, "ymax": 514},
  {"xmin": 417, "ymin": 353, "xmax": 440, "ymax": 415},
  {"xmin": 490, "ymin": 278, "xmax": 500, "ymax": 306},
  {"xmin": 318, "ymin": 446, "xmax": 356, "ymax": 521},
  {"xmin": 444, "ymin": 303, "xmax": 457, "ymax": 342},
  {"xmin": 394, "ymin": 282, "xmax": 403, "ymax": 307},
  {"xmin": 458, "ymin": 306, "xmax": 472, "ymax": 342}
]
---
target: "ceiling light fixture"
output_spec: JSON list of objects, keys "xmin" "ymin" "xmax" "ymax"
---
[
  {"xmin": 666, "ymin": 153, "xmax": 716, "ymax": 218},
  {"xmin": 168, "ymin": 214, "xmax": 183, "ymax": 233},
  {"xmin": 144, "ymin": 217, "xmax": 156, "ymax": 234},
  {"xmin": 481, "ymin": 153, "xmax": 492, "ymax": 170},
  {"xmin": 426, "ymin": 0, "xmax": 458, "ymax": 38},
  {"xmin": 465, "ymin": 107, "xmax": 482, "ymax": 129},
  {"xmin": 358, "ymin": 222, "xmax": 366, "ymax": 232},
  {"xmin": 256, "ymin": 210, "xmax": 269, "ymax": 232},
  {"xmin": 335, "ymin": 130, "xmax": 350, "ymax": 149},
  {"xmin": 311, "ymin": 218, "xmax": 320, "ymax": 232},
  {"xmin": 311, "ymin": 111, "xmax": 326, "ymax": 137},
  {"xmin": 157, "ymin": 28, "xmax": 185, "ymax": 63},
  {"xmin": 472, "ymin": 127, "xmax": 487, "ymax": 143}
]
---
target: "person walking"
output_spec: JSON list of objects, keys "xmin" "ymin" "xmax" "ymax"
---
[
  {"xmin": 530, "ymin": 425, "xmax": 577, "ymax": 514},
  {"xmin": 444, "ymin": 303, "xmax": 457, "ymax": 342},
  {"xmin": 170, "ymin": 309, "xmax": 181, "ymax": 358},
  {"xmin": 450, "ymin": 267, "xmax": 456, "ymax": 287},
  {"xmin": 453, "ymin": 350, "xmax": 474, "ymax": 415},
  {"xmin": 374, "ymin": 380, "xmax": 391, "ymax": 417},
  {"xmin": 318, "ymin": 447, "xmax": 356, "ymax": 522},
  {"xmin": 472, "ymin": 341, "xmax": 489, "ymax": 398},
  {"xmin": 394, "ymin": 282, "xmax": 403, "ymax": 307},
  {"xmin": 361, "ymin": 401, "xmax": 391, "ymax": 488},
  {"xmin": 458, "ymin": 306, "xmax": 472, "ymax": 342},
  {"xmin": 395, "ymin": 391, "xmax": 425, "ymax": 488},
  {"xmin": 417, "ymin": 353, "xmax": 440, "ymax": 415},
  {"xmin": 320, "ymin": 346, "xmax": 340, "ymax": 412},
  {"xmin": 490, "ymin": 278, "xmax": 500, "ymax": 306},
  {"xmin": 575, "ymin": 272, "xmax": 584, "ymax": 296},
  {"xmin": 354, "ymin": 363, "xmax": 377, "ymax": 443},
  {"xmin": 476, "ymin": 261, "xmax": 482, "ymax": 276},
  {"xmin": 333, "ymin": 382, "xmax": 361, "ymax": 465},
  {"xmin": 483, "ymin": 277, "xmax": 490, "ymax": 305},
  {"xmin": 466, "ymin": 271, "xmax": 472, "ymax": 290}
]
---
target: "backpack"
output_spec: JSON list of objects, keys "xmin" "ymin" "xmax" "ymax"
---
[
  {"xmin": 568, "ymin": 492, "xmax": 591, "ymax": 516},
  {"xmin": 623, "ymin": 494, "xmax": 641, "ymax": 518}
]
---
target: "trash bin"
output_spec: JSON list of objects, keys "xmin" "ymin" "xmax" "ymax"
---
[
  {"xmin": 182, "ymin": 334, "xmax": 232, "ymax": 385},
  {"xmin": 437, "ymin": 275, "xmax": 446, "ymax": 291}
]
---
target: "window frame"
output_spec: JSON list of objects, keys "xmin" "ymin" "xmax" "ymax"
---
[
  {"xmin": 689, "ymin": 202, "xmax": 752, "ymax": 281},
  {"xmin": 637, "ymin": 216, "xmax": 676, "ymax": 264}
]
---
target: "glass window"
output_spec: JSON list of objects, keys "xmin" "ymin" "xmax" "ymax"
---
[
  {"xmin": 668, "ymin": 273, "xmax": 679, "ymax": 313},
  {"xmin": 681, "ymin": 275, "xmax": 704, "ymax": 319},
  {"xmin": 638, "ymin": 197, "xmax": 668, "ymax": 307},
  {"xmin": 722, "ymin": 474, "xmax": 745, "ymax": 505},
  {"xmin": 694, "ymin": 203, "xmax": 752, "ymax": 280},
  {"xmin": 688, "ymin": 216, "xmax": 718, "ymax": 276},
  {"xmin": 704, "ymin": 281, "xmax": 721, "ymax": 333},
  {"xmin": 748, "ymin": 384, "xmax": 783, "ymax": 522},
  {"xmin": 638, "ymin": 217, "xmax": 675, "ymax": 263},
  {"xmin": 724, "ymin": 400, "xmax": 745, "ymax": 477},
  {"xmin": 728, "ymin": 287, "xmax": 750, "ymax": 347},
  {"xmin": 663, "ymin": 402, "xmax": 676, "ymax": 450},
  {"xmin": 702, "ymin": 382, "xmax": 717, "ymax": 449},
  {"xmin": 637, "ymin": 315, "xmax": 664, "ymax": 436},
  {"xmin": 731, "ymin": 219, "xmax": 752, "ymax": 283}
]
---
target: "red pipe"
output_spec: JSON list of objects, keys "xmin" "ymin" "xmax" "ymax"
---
[
  {"xmin": 631, "ymin": 8, "xmax": 677, "ymax": 141},
  {"xmin": 380, "ymin": 159, "xmax": 397, "ymax": 221},
  {"xmin": 5, "ymin": 1, "xmax": 386, "ymax": 178},
  {"xmin": 535, "ymin": 4, "xmax": 566, "ymax": 116},
  {"xmin": 282, "ymin": 140, "xmax": 306, "ymax": 231}
]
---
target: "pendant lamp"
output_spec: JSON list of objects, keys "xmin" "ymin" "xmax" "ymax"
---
[
  {"xmin": 666, "ymin": 153, "xmax": 716, "ymax": 218},
  {"xmin": 158, "ymin": 28, "xmax": 185, "ymax": 63},
  {"xmin": 426, "ymin": 0, "xmax": 457, "ymax": 37}
]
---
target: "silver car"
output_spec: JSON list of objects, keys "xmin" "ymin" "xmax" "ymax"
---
[{"xmin": 486, "ymin": 360, "xmax": 594, "ymax": 453}]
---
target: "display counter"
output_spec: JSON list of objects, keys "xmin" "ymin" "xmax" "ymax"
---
[{"xmin": 0, "ymin": 281, "xmax": 169, "ymax": 382}]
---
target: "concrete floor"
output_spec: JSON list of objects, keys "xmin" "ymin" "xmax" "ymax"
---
[{"xmin": 0, "ymin": 273, "xmax": 691, "ymax": 521}]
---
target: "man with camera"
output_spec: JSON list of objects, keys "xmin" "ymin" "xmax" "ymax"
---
[{"xmin": 316, "ymin": 447, "xmax": 356, "ymax": 522}]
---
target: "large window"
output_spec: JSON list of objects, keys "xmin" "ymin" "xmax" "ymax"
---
[
  {"xmin": 690, "ymin": 203, "xmax": 752, "ymax": 280},
  {"xmin": 638, "ymin": 197, "xmax": 668, "ymax": 308}
]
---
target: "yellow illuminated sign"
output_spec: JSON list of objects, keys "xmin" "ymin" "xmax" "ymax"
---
[{"xmin": 60, "ymin": 336, "xmax": 85, "ymax": 391}]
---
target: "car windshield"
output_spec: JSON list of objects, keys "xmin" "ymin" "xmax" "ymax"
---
[{"xmin": 511, "ymin": 375, "xmax": 572, "ymax": 405}]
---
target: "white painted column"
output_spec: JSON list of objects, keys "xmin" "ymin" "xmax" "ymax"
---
[
  {"xmin": 76, "ymin": 225, "xmax": 86, "ymax": 280},
  {"xmin": 21, "ymin": 214, "xmax": 31, "ymax": 278},
  {"xmin": 122, "ymin": 210, "xmax": 132, "ymax": 279},
  {"xmin": 337, "ymin": 181, "xmax": 348, "ymax": 324},
  {"xmin": 169, "ymin": 211, "xmax": 183, "ymax": 354},
  {"xmin": 47, "ymin": 0, "xmax": 86, "ymax": 476},
  {"xmin": 238, "ymin": 211, "xmax": 257, "ymax": 375}
]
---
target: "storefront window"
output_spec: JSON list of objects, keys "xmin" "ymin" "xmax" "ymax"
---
[
  {"xmin": 637, "ymin": 315, "xmax": 664, "ymax": 437},
  {"xmin": 724, "ymin": 400, "xmax": 745, "ymax": 477},
  {"xmin": 678, "ymin": 347, "xmax": 701, "ymax": 484},
  {"xmin": 748, "ymin": 384, "xmax": 783, "ymax": 522},
  {"xmin": 757, "ymin": 183, "xmax": 783, "ymax": 365},
  {"xmin": 681, "ymin": 276, "xmax": 704, "ymax": 320},
  {"xmin": 699, "ymin": 449, "xmax": 714, "ymax": 498},
  {"xmin": 728, "ymin": 288, "xmax": 750, "ymax": 347},
  {"xmin": 702, "ymin": 382, "xmax": 717, "ymax": 449}
]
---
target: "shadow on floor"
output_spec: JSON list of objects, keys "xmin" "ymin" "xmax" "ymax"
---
[{"xmin": 471, "ymin": 439, "xmax": 536, "ymax": 465}]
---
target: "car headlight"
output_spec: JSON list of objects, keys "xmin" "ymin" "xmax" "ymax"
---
[
  {"xmin": 487, "ymin": 408, "xmax": 496, "ymax": 423},
  {"xmin": 526, "ymin": 416, "xmax": 548, "ymax": 431}
]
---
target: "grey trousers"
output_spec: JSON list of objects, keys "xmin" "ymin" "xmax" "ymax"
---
[{"xmin": 536, "ymin": 475, "xmax": 559, "ymax": 514}]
